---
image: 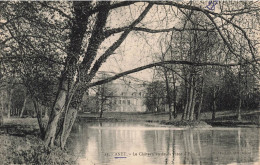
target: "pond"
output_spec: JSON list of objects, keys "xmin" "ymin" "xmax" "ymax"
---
[{"xmin": 67, "ymin": 121, "xmax": 259, "ymax": 165}]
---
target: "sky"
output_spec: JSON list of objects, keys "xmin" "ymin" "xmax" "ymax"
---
[
  {"xmin": 98, "ymin": 2, "xmax": 181, "ymax": 82},
  {"xmin": 99, "ymin": 32, "xmax": 160, "ymax": 82},
  {"xmin": 98, "ymin": 1, "xmax": 260, "ymax": 83}
]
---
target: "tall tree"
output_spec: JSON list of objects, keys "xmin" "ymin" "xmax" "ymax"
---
[
  {"xmin": 145, "ymin": 81, "xmax": 166, "ymax": 112},
  {"xmin": 96, "ymin": 82, "xmax": 115, "ymax": 118}
]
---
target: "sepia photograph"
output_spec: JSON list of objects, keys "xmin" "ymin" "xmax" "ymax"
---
[{"xmin": 0, "ymin": 0, "xmax": 259, "ymax": 164}]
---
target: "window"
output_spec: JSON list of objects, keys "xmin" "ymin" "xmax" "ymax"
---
[
  {"xmin": 123, "ymin": 100, "xmax": 126, "ymax": 104},
  {"xmin": 119, "ymin": 100, "xmax": 121, "ymax": 104},
  {"xmin": 127, "ymin": 100, "xmax": 130, "ymax": 105}
]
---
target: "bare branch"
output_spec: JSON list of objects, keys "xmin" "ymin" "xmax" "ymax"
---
[
  {"xmin": 104, "ymin": 26, "xmax": 213, "ymax": 37},
  {"xmin": 88, "ymin": 4, "xmax": 154, "ymax": 80},
  {"xmin": 221, "ymin": 7, "xmax": 260, "ymax": 15},
  {"xmin": 86, "ymin": 59, "xmax": 260, "ymax": 88},
  {"xmin": 150, "ymin": 1, "xmax": 258, "ymax": 62}
]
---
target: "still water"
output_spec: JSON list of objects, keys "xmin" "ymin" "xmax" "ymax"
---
[{"xmin": 68, "ymin": 121, "xmax": 260, "ymax": 165}]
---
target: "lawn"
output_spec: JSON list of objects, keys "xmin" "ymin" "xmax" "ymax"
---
[{"xmin": 79, "ymin": 109, "xmax": 260, "ymax": 126}]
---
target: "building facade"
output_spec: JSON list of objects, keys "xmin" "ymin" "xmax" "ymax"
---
[
  {"xmin": 83, "ymin": 72, "xmax": 148, "ymax": 113},
  {"xmin": 106, "ymin": 82, "xmax": 147, "ymax": 112}
]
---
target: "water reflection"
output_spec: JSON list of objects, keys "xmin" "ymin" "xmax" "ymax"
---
[{"xmin": 67, "ymin": 121, "xmax": 259, "ymax": 165}]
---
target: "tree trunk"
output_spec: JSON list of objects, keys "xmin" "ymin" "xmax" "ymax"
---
[
  {"xmin": 1, "ymin": 91, "xmax": 3, "ymax": 112},
  {"xmin": 187, "ymin": 77, "xmax": 194, "ymax": 121},
  {"xmin": 171, "ymin": 71, "xmax": 177, "ymax": 119},
  {"xmin": 100, "ymin": 102, "xmax": 104, "ymax": 118},
  {"xmin": 196, "ymin": 77, "xmax": 204, "ymax": 121},
  {"xmin": 189, "ymin": 81, "xmax": 196, "ymax": 121},
  {"xmin": 237, "ymin": 96, "xmax": 242, "ymax": 121},
  {"xmin": 7, "ymin": 88, "xmax": 14, "ymax": 118},
  {"xmin": 32, "ymin": 98, "xmax": 46, "ymax": 139},
  {"xmin": 44, "ymin": 106, "xmax": 48, "ymax": 119},
  {"xmin": 0, "ymin": 91, "xmax": 3, "ymax": 126},
  {"xmin": 182, "ymin": 79, "xmax": 189, "ymax": 120},
  {"xmin": 59, "ymin": 86, "xmax": 85, "ymax": 149},
  {"xmin": 20, "ymin": 95, "xmax": 28, "ymax": 118},
  {"xmin": 173, "ymin": 84, "xmax": 177, "ymax": 119},
  {"xmin": 60, "ymin": 107, "xmax": 77, "ymax": 149},
  {"xmin": 164, "ymin": 69, "xmax": 172, "ymax": 120},
  {"xmin": 212, "ymin": 87, "xmax": 217, "ymax": 120},
  {"xmin": 44, "ymin": 81, "xmax": 68, "ymax": 147},
  {"xmin": 237, "ymin": 65, "xmax": 242, "ymax": 121}
]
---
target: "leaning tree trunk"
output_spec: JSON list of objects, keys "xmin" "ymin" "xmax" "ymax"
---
[
  {"xmin": 44, "ymin": 80, "xmax": 68, "ymax": 147},
  {"xmin": 32, "ymin": 98, "xmax": 46, "ymax": 139},
  {"xmin": 186, "ymin": 76, "xmax": 194, "ymax": 120},
  {"xmin": 60, "ymin": 107, "xmax": 78, "ymax": 149},
  {"xmin": 182, "ymin": 77, "xmax": 189, "ymax": 120},
  {"xmin": 189, "ymin": 80, "xmax": 196, "ymax": 121},
  {"xmin": 59, "ymin": 87, "xmax": 85, "ymax": 149},
  {"xmin": 44, "ymin": 1, "xmax": 111, "ymax": 148}
]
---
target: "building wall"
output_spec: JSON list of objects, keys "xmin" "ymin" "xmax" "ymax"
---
[{"xmin": 104, "ymin": 83, "xmax": 147, "ymax": 112}]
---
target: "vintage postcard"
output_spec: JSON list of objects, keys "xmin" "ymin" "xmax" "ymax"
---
[{"xmin": 0, "ymin": 0, "xmax": 259, "ymax": 164}]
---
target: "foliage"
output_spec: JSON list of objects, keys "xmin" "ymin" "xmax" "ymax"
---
[
  {"xmin": 81, "ymin": 95, "xmax": 99, "ymax": 113},
  {"xmin": 160, "ymin": 120, "xmax": 211, "ymax": 128},
  {"xmin": 144, "ymin": 81, "xmax": 166, "ymax": 112},
  {"xmin": 0, "ymin": 135, "xmax": 76, "ymax": 164}
]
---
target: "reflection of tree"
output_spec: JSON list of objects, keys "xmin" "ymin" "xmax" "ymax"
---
[
  {"xmin": 144, "ymin": 128, "xmax": 259, "ymax": 165},
  {"xmin": 183, "ymin": 131, "xmax": 189, "ymax": 164},
  {"xmin": 237, "ymin": 128, "xmax": 241, "ymax": 163},
  {"xmin": 67, "ymin": 123, "xmax": 260, "ymax": 165},
  {"xmin": 171, "ymin": 131, "xmax": 176, "ymax": 164},
  {"xmin": 66, "ymin": 121, "xmax": 88, "ymax": 158},
  {"xmin": 165, "ymin": 130, "xmax": 170, "ymax": 165},
  {"xmin": 210, "ymin": 130, "xmax": 215, "ymax": 164},
  {"xmin": 197, "ymin": 132, "xmax": 202, "ymax": 163}
]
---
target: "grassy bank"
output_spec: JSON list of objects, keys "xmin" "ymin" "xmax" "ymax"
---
[
  {"xmin": 0, "ymin": 118, "xmax": 77, "ymax": 165},
  {"xmin": 78, "ymin": 109, "xmax": 260, "ymax": 127},
  {"xmin": 0, "ymin": 134, "xmax": 76, "ymax": 164}
]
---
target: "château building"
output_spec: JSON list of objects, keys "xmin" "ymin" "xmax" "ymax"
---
[
  {"xmin": 105, "ymin": 82, "xmax": 147, "ymax": 112},
  {"xmin": 82, "ymin": 71, "xmax": 148, "ymax": 112}
]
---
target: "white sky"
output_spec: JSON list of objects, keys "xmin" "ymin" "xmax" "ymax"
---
[
  {"xmin": 98, "ymin": 1, "xmax": 260, "ymax": 82},
  {"xmin": 98, "ymin": 2, "xmax": 181, "ymax": 81}
]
